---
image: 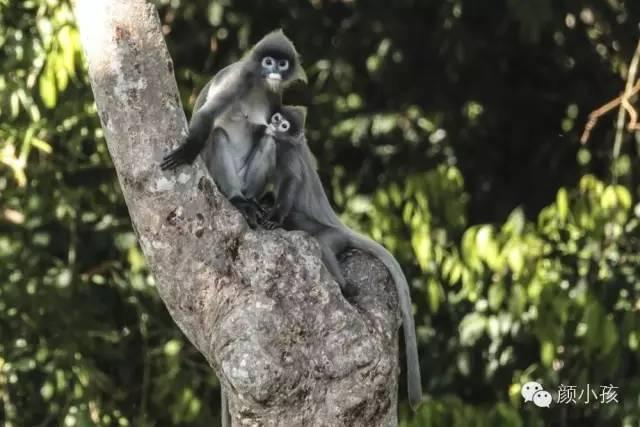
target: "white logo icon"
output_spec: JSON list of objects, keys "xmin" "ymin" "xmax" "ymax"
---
[
  {"xmin": 532, "ymin": 390, "xmax": 553, "ymax": 408},
  {"xmin": 521, "ymin": 381, "xmax": 543, "ymax": 402},
  {"xmin": 521, "ymin": 381, "xmax": 552, "ymax": 408}
]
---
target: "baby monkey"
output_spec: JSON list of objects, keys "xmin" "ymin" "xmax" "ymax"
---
[{"xmin": 262, "ymin": 107, "xmax": 423, "ymax": 410}]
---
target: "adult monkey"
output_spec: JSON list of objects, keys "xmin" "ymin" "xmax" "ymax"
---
[
  {"xmin": 262, "ymin": 106, "xmax": 423, "ymax": 410},
  {"xmin": 160, "ymin": 30, "xmax": 306, "ymax": 226}
]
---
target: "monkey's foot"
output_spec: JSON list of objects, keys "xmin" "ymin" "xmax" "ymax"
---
[
  {"xmin": 253, "ymin": 204, "xmax": 278, "ymax": 230},
  {"xmin": 251, "ymin": 200, "xmax": 269, "ymax": 217},
  {"xmin": 259, "ymin": 219, "xmax": 280, "ymax": 230},
  {"xmin": 230, "ymin": 197, "xmax": 259, "ymax": 229},
  {"xmin": 254, "ymin": 207, "xmax": 279, "ymax": 230}
]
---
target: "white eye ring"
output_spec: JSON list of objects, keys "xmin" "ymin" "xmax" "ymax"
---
[
  {"xmin": 262, "ymin": 56, "xmax": 275, "ymax": 68},
  {"xmin": 271, "ymin": 113, "xmax": 282, "ymax": 123},
  {"xmin": 279, "ymin": 120, "xmax": 290, "ymax": 132},
  {"xmin": 278, "ymin": 59, "xmax": 289, "ymax": 71}
]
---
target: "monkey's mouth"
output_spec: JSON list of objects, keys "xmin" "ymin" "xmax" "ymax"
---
[{"xmin": 264, "ymin": 72, "xmax": 282, "ymax": 91}]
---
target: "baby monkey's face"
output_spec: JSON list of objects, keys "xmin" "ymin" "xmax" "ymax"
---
[
  {"xmin": 266, "ymin": 112, "xmax": 291, "ymax": 137},
  {"xmin": 265, "ymin": 106, "xmax": 306, "ymax": 143}
]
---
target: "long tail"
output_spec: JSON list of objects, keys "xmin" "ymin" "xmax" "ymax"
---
[{"xmin": 344, "ymin": 228, "xmax": 423, "ymax": 410}]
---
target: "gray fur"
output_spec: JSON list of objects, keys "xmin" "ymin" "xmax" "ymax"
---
[
  {"xmin": 240, "ymin": 133, "xmax": 276, "ymax": 199},
  {"xmin": 265, "ymin": 107, "xmax": 423, "ymax": 409}
]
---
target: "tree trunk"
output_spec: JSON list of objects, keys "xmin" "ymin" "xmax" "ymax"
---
[{"xmin": 75, "ymin": 1, "xmax": 401, "ymax": 425}]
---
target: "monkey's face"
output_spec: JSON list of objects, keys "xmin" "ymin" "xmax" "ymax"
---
[
  {"xmin": 266, "ymin": 112, "xmax": 291, "ymax": 135},
  {"xmin": 260, "ymin": 55, "xmax": 291, "ymax": 92},
  {"xmin": 251, "ymin": 30, "xmax": 306, "ymax": 89},
  {"xmin": 266, "ymin": 111, "xmax": 301, "ymax": 143}
]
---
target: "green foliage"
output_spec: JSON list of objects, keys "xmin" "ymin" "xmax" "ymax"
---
[
  {"xmin": 0, "ymin": 1, "xmax": 220, "ymax": 425},
  {"xmin": 2, "ymin": 0, "xmax": 640, "ymax": 425}
]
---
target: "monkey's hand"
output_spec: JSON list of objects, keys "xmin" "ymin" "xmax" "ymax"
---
[
  {"xmin": 260, "ymin": 219, "xmax": 280, "ymax": 230},
  {"xmin": 227, "ymin": 196, "xmax": 260, "ymax": 229},
  {"xmin": 258, "ymin": 208, "xmax": 283, "ymax": 230},
  {"xmin": 266, "ymin": 208, "xmax": 282, "ymax": 225},
  {"xmin": 257, "ymin": 212, "xmax": 280, "ymax": 230},
  {"xmin": 160, "ymin": 136, "xmax": 204, "ymax": 170},
  {"xmin": 251, "ymin": 123, "xmax": 270, "ymax": 139}
]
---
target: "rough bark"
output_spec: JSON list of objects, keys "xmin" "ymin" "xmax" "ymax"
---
[{"xmin": 75, "ymin": 1, "xmax": 401, "ymax": 425}]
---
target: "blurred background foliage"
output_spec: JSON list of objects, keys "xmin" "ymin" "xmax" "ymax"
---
[{"xmin": 1, "ymin": 0, "xmax": 640, "ymax": 425}]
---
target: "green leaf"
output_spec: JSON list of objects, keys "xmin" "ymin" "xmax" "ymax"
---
[
  {"xmin": 459, "ymin": 312, "xmax": 487, "ymax": 346},
  {"xmin": 163, "ymin": 339, "xmax": 182, "ymax": 357},
  {"xmin": 10, "ymin": 92, "xmax": 20, "ymax": 117},
  {"xmin": 540, "ymin": 340, "xmax": 555, "ymax": 367},
  {"xmin": 411, "ymin": 227, "xmax": 431, "ymax": 271},
  {"xmin": 427, "ymin": 279, "xmax": 441, "ymax": 313},
  {"xmin": 38, "ymin": 62, "xmax": 57, "ymax": 108},
  {"xmin": 476, "ymin": 225, "xmax": 501, "ymax": 270},
  {"xmin": 488, "ymin": 284, "xmax": 505, "ymax": 310},
  {"xmin": 55, "ymin": 56, "xmax": 69, "ymax": 91},
  {"xmin": 506, "ymin": 246, "xmax": 524, "ymax": 276},
  {"xmin": 40, "ymin": 382, "xmax": 54, "ymax": 400},
  {"xmin": 601, "ymin": 186, "xmax": 617, "ymax": 209},
  {"xmin": 556, "ymin": 188, "xmax": 569, "ymax": 221},
  {"xmin": 30, "ymin": 137, "xmax": 52, "ymax": 154},
  {"xmin": 58, "ymin": 25, "xmax": 78, "ymax": 76},
  {"xmin": 614, "ymin": 185, "xmax": 632, "ymax": 209},
  {"xmin": 462, "ymin": 227, "xmax": 482, "ymax": 272}
]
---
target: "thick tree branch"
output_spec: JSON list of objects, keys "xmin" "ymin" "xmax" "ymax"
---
[{"xmin": 75, "ymin": 1, "xmax": 401, "ymax": 425}]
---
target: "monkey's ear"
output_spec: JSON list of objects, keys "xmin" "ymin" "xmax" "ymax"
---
[{"xmin": 294, "ymin": 65, "xmax": 308, "ymax": 84}]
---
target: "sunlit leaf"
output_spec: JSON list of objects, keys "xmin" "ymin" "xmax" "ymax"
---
[
  {"xmin": 614, "ymin": 185, "xmax": 632, "ymax": 209},
  {"xmin": 164, "ymin": 339, "xmax": 182, "ymax": 356},
  {"xmin": 459, "ymin": 312, "xmax": 487, "ymax": 346},
  {"xmin": 31, "ymin": 137, "xmax": 52, "ymax": 153},
  {"xmin": 427, "ymin": 279, "xmax": 441, "ymax": 313},
  {"xmin": 38, "ymin": 62, "xmax": 57, "ymax": 108},
  {"xmin": 556, "ymin": 188, "xmax": 569, "ymax": 221},
  {"xmin": 540, "ymin": 340, "xmax": 554, "ymax": 367},
  {"xmin": 488, "ymin": 284, "xmax": 505, "ymax": 310},
  {"xmin": 601, "ymin": 186, "xmax": 617, "ymax": 209}
]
